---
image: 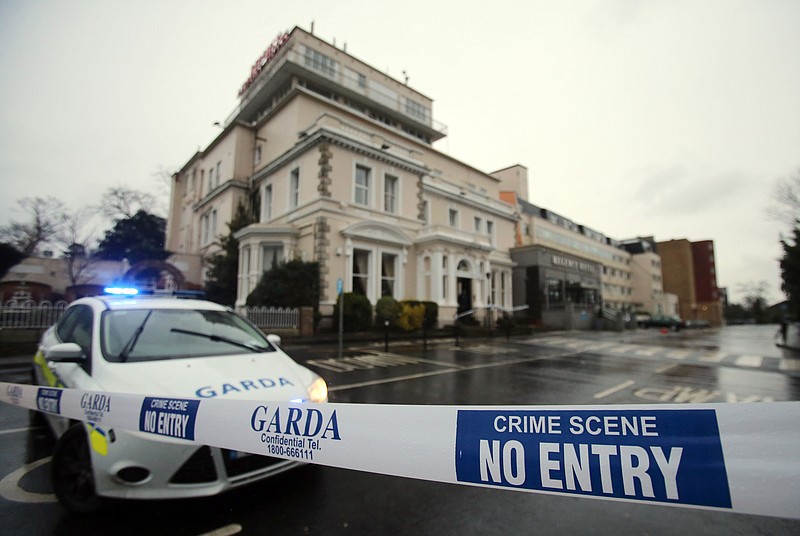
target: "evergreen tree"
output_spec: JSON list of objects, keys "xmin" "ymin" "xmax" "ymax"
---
[
  {"xmin": 95, "ymin": 210, "xmax": 169, "ymax": 265},
  {"xmin": 0, "ymin": 243, "xmax": 26, "ymax": 279},
  {"xmin": 246, "ymin": 260, "xmax": 320, "ymax": 308},
  {"xmin": 204, "ymin": 202, "xmax": 254, "ymax": 305},
  {"xmin": 780, "ymin": 225, "xmax": 800, "ymax": 318}
]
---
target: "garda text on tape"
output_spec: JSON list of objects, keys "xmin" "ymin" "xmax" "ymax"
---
[{"xmin": 2, "ymin": 382, "xmax": 798, "ymax": 519}]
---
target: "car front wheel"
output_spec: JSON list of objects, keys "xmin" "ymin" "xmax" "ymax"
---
[{"xmin": 52, "ymin": 424, "xmax": 102, "ymax": 513}]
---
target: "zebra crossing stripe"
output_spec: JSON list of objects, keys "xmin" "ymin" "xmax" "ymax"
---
[
  {"xmin": 666, "ymin": 350, "xmax": 692, "ymax": 360},
  {"xmin": 700, "ymin": 352, "xmax": 728, "ymax": 363},
  {"xmin": 734, "ymin": 355, "xmax": 763, "ymax": 368}
]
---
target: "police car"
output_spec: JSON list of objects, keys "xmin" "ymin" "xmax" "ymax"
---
[{"xmin": 32, "ymin": 290, "xmax": 328, "ymax": 513}]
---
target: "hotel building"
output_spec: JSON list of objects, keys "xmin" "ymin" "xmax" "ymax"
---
[{"xmin": 166, "ymin": 26, "xmax": 517, "ymax": 323}]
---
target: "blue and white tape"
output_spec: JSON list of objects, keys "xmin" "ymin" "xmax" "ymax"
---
[{"xmin": 2, "ymin": 382, "xmax": 798, "ymax": 518}]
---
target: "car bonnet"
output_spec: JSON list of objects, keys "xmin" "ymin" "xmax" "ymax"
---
[{"xmin": 93, "ymin": 351, "xmax": 314, "ymax": 402}]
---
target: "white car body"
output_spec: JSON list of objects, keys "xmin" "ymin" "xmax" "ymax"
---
[{"xmin": 33, "ymin": 294, "xmax": 327, "ymax": 506}]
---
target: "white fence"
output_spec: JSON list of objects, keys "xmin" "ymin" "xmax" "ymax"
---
[
  {"xmin": 236, "ymin": 306, "xmax": 299, "ymax": 329},
  {"xmin": 0, "ymin": 301, "xmax": 69, "ymax": 329}
]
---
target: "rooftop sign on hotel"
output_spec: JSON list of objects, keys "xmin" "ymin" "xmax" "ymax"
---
[{"xmin": 238, "ymin": 31, "xmax": 291, "ymax": 98}]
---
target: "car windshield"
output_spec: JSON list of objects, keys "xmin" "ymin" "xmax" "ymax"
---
[{"xmin": 101, "ymin": 308, "xmax": 275, "ymax": 362}]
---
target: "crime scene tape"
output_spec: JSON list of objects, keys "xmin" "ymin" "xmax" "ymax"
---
[{"xmin": 2, "ymin": 381, "xmax": 799, "ymax": 519}]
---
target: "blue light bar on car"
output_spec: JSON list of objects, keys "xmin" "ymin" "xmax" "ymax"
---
[{"xmin": 104, "ymin": 287, "xmax": 139, "ymax": 296}]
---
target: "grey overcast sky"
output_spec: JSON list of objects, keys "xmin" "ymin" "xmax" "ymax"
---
[{"xmin": 0, "ymin": 0, "xmax": 797, "ymax": 304}]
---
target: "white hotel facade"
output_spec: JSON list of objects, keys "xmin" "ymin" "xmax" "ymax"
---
[{"xmin": 166, "ymin": 26, "xmax": 517, "ymax": 322}]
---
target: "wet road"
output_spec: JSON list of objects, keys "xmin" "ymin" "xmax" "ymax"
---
[{"xmin": 1, "ymin": 325, "xmax": 798, "ymax": 535}]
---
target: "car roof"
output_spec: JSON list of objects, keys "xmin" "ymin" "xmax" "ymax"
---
[{"xmin": 74, "ymin": 295, "xmax": 229, "ymax": 312}]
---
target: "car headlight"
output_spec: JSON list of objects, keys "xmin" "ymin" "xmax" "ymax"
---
[{"xmin": 307, "ymin": 376, "xmax": 328, "ymax": 403}]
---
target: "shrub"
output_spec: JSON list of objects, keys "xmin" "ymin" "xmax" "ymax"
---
[
  {"xmin": 397, "ymin": 300, "xmax": 425, "ymax": 332},
  {"xmin": 375, "ymin": 296, "xmax": 401, "ymax": 329},
  {"xmin": 422, "ymin": 301, "xmax": 438, "ymax": 330},
  {"xmin": 333, "ymin": 293, "xmax": 373, "ymax": 332},
  {"xmin": 246, "ymin": 260, "xmax": 320, "ymax": 307}
]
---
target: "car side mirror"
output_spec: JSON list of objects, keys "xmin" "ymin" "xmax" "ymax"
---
[
  {"xmin": 267, "ymin": 334, "xmax": 281, "ymax": 347},
  {"xmin": 45, "ymin": 342, "xmax": 85, "ymax": 362}
]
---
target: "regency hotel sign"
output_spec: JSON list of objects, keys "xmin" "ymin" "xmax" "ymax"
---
[{"xmin": 551, "ymin": 254, "xmax": 598, "ymax": 275}]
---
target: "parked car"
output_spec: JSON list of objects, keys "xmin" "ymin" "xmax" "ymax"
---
[
  {"xmin": 638, "ymin": 314, "xmax": 685, "ymax": 331},
  {"xmin": 32, "ymin": 291, "xmax": 328, "ymax": 512}
]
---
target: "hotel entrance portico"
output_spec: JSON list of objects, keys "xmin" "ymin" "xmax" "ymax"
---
[{"xmin": 415, "ymin": 245, "xmax": 513, "ymax": 323}]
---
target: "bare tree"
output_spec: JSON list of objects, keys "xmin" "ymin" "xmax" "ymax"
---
[
  {"xmin": 98, "ymin": 186, "xmax": 157, "ymax": 221},
  {"xmin": 0, "ymin": 196, "xmax": 68, "ymax": 255},
  {"xmin": 769, "ymin": 168, "xmax": 800, "ymax": 226},
  {"xmin": 58, "ymin": 207, "xmax": 101, "ymax": 286}
]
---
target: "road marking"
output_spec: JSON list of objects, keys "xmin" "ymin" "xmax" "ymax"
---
[
  {"xmin": 329, "ymin": 353, "xmax": 564, "ymax": 392},
  {"xmin": 582, "ymin": 342, "xmax": 618, "ymax": 352},
  {"xmin": 634, "ymin": 346, "xmax": 662, "ymax": 357},
  {"xmin": 307, "ymin": 353, "xmax": 424, "ymax": 373},
  {"xmin": 665, "ymin": 350, "xmax": 692, "ymax": 360},
  {"xmin": 700, "ymin": 351, "xmax": 728, "ymax": 363},
  {"xmin": 608, "ymin": 345, "xmax": 634, "ymax": 354},
  {"xmin": 562, "ymin": 340, "xmax": 595, "ymax": 349},
  {"xmin": 734, "ymin": 355, "xmax": 763, "ymax": 368},
  {"xmin": 533, "ymin": 337, "xmax": 569, "ymax": 345},
  {"xmin": 0, "ymin": 456, "xmax": 56, "ymax": 503},
  {"xmin": 197, "ymin": 524, "xmax": 243, "ymax": 536},
  {"xmin": 0, "ymin": 426, "xmax": 42, "ymax": 436},
  {"xmin": 655, "ymin": 363, "xmax": 678, "ymax": 374},
  {"xmin": 369, "ymin": 351, "xmax": 464, "ymax": 368},
  {"xmin": 593, "ymin": 380, "xmax": 635, "ymax": 399},
  {"xmin": 779, "ymin": 358, "xmax": 800, "ymax": 372},
  {"xmin": 458, "ymin": 344, "xmax": 523, "ymax": 355}
]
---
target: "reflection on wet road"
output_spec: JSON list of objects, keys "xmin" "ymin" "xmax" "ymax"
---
[{"xmin": 0, "ymin": 325, "xmax": 798, "ymax": 535}]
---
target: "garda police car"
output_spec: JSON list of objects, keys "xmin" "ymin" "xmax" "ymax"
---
[{"xmin": 32, "ymin": 290, "xmax": 328, "ymax": 513}]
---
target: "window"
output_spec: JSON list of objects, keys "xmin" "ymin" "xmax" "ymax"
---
[
  {"xmin": 211, "ymin": 209, "xmax": 218, "ymax": 239},
  {"xmin": 57, "ymin": 305, "xmax": 93, "ymax": 357},
  {"xmin": 405, "ymin": 98, "xmax": 429, "ymax": 122},
  {"xmin": 355, "ymin": 165, "xmax": 371, "ymax": 206},
  {"xmin": 101, "ymin": 309, "xmax": 275, "ymax": 363},
  {"xmin": 263, "ymin": 245, "xmax": 283, "ymax": 271},
  {"xmin": 304, "ymin": 47, "xmax": 337, "ymax": 78},
  {"xmin": 547, "ymin": 278, "xmax": 563, "ymax": 306},
  {"xmin": 449, "ymin": 208, "xmax": 459, "ymax": 227},
  {"xmin": 442, "ymin": 256, "xmax": 448, "ymax": 300},
  {"xmin": 384, "ymin": 174, "xmax": 398, "ymax": 213},
  {"xmin": 421, "ymin": 200, "xmax": 429, "ymax": 224},
  {"xmin": 215, "ymin": 161, "xmax": 221, "ymax": 186},
  {"xmin": 264, "ymin": 184, "xmax": 273, "ymax": 221},
  {"xmin": 241, "ymin": 247, "xmax": 251, "ymax": 297},
  {"xmin": 381, "ymin": 253, "xmax": 397, "ymax": 297},
  {"xmin": 201, "ymin": 213, "xmax": 210, "ymax": 245},
  {"xmin": 208, "ymin": 168, "xmax": 214, "ymax": 189},
  {"xmin": 254, "ymin": 145, "xmax": 262, "ymax": 165},
  {"xmin": 486, "ymin": 220, "xmax": 494, "ymax": 245},
  {"xmin": 352, "ymin": 249, "xmax": 370, "ymax": 295},
  {"xmin": 474, "ymin": 217, "xmax": 482, "ymax": 233},
  {"xmin": 289, "ymin": 168, "xmax": 300, "ymax": 209}
]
